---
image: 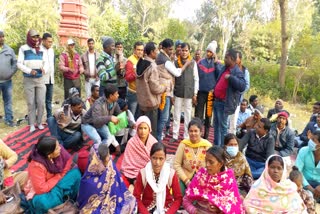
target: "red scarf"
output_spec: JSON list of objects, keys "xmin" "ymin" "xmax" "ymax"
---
[{"xmin": 26, "ymin": 30, "xmax": 41, "ymax": 54}]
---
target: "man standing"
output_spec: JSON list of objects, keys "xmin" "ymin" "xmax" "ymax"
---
[
  {"xmin": 194, "ymin": 49, "xmax": 202, "ymax": 63},
  {"xmin": 41, "ymin": 33, "xmax": 55, "ymax": 119},
  {"xmin": 81, "ymin": 38, "xmax": 100, "ymax": 99},
  {"xmin": 171, "ymin": 43, "xmax": 199, "ymax": 141},
  {"xmin": 155, "ymin": 38, "xmax": 191, "ymax": 142},
  {"xmin": 0, "ymin": 30, "xmax": 17, "ymax": 127},
  {"xmin": 136, "ymin": 42, "xmax": 166, "ymax": 138},
  {"xmin": 195, "ymin": 41, "xmax": 220, "ymax": 139},
  {"xmin": 96, "ymin": 36, "xmax": 116, "ymax": 96},
  {"xmin": 125, "ymin": 41, "xmax": 144, "ymax": 118},
  {"xmin": 114, "ymin": 41, "xmax": 127, "ymax": 100},
  {"xmin": 213, "ymin": 49, "xmax": 246, "ymax": 146},
  {"xmin": 59, "ymin": 39, "xmax": 84, "ymax": 100},
  {"xmin": 17, "ymin": 29, "xmax": 46, "ymax": 132}
]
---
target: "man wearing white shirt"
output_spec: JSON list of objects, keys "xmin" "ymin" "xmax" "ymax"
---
[
  {"xmin": 155, "ymin": 38, "xmax": 191, "ymax": 143},
  {"xmin": 81, "ymin": 38, "xmax": 100, "ymax": 98},
  {"xmin": 171, "ymin": 43, "xmax": 199, "ymax": 141},
  {"xmin": 41, "ymin": 33, "xmax": 55, "ymax": 118}
]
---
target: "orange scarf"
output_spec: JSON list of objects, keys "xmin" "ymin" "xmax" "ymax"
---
[{"xmin": 177, "ymin": 54, "xmax": 192, "ymax": 68}]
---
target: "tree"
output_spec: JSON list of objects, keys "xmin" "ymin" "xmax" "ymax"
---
[
  {"xmin": 279, "ymin": 0, "xmax": 288, "ymax": 88},
  {"xmin": 119, "ymin": 0, "xmax": 175, "ymax": 38},
  {"xmin": 160, "ymin": 19, "xmax": 187, "ymax": 42}
]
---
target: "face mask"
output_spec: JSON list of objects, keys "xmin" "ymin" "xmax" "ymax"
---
[
  {"xmin": 226, "ymin": 146, "xmax": 239, "ymax": 157},
  {"xmin": 308, "ymin": 139, "xmax": 317, "ymax": 151}
]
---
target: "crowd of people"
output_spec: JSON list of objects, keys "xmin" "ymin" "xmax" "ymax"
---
[{"xmin": 0, "ymin": 28, "xmax": 320, "ymax": 213}]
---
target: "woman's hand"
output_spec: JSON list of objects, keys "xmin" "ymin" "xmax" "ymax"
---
[{"xmin": 0, "ymin": 191, "xmax": 6, "ymax": 204}]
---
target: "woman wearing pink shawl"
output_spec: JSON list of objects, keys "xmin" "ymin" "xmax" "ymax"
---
[
  {"xmin": 183, "ymin": 146, "xmax": 245, "ymax": 214},
  {"xmin": 244, "ymin": 155, "xmax": 307, "ymax": 213},
  {"xmin": 121, "ymin": 116, "xmax": 157, "ymax": 189}
]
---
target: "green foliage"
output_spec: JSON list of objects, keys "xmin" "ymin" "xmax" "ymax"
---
[
  {"xmin": 160, "ymin": 19, "xmax": 187, "ymax": 42},
  {"xmin": 1, "ymin": 0, "xmax": 59, "ymax": 52}
]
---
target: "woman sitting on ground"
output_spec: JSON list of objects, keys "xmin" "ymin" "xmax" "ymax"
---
[
  {"xmin": 23, "ymin": 136, "xmax": 81, "ymax": 213},
  {"xmin": 183, "ymin": 146, "xmax": 244, "ymax": 213},
  {"xmin": 173, "ymin": 117, "xmax": 211, "ymax": 195},
  {"xmin": 133, "ymin": 143, "xmax": 182, "ymax": 214},
  {"xmin": 121, "ymin": 116, "xmax": 157, "ymax": 190},
  {"xmin": 77, "ymin": 144, "xmax": 136, "ymax": 213},
  {"xmin": 295, "ymin": 129, "xmax": 320, "ymax": 200},
  {"xmin": 244, "ymin": 155, "xmax": 307, "ymax": 213},
  {"xmin": 289, "ymin": 166, "xmax": 316, "ymax": 214},
  {"xmin": 223, "ymin": 133, "xmax": 253, "ymax": 197}
]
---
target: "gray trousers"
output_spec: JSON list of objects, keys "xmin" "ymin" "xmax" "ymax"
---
[{"xmin": 23, "ymin": 77, "xmax": 46, "ymax": 125}]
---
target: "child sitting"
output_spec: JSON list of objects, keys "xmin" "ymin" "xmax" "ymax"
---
[
  {"xmin": 289, "ymin": 166, "xmax": 316, "ymax": 214},
  {"xmin": 115, "ymin": 98, "xmax": 136, "ymax": 152}
]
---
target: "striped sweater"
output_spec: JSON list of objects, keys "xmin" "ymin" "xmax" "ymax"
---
[
  {"xmin": 17, "ymin": 44, "xmax": 44, "ymax": 78},
  {"xmin": 96, "ymin": 51, "xmax": 117, "ymax": 86}
]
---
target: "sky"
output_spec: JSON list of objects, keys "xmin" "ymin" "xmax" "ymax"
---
[{"xmin": 169, "ymin": 0, "xmax": 205, "ymax": 21}]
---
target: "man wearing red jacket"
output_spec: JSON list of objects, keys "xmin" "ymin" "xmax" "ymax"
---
[{"xmin": 125, "ymin": 41, "xmax": 144, "ymax": 118}]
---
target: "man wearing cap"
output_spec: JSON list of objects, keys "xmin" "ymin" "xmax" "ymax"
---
[
  {"xmin": 41, "ymin": 33, "xmax": 55, "ymax": 119},
  {"xmin": 17, "ymin": 29, "xmax": 46, "ymax": 132},
  {"xmin": 0, "ymin": 30, "xmax": 17, "ymax": 127},
  {"xmin": 125, "ymin": 41, "xmax": 144, "ymax": 118},
  {"xmin": 59, "ymin": 38, "xmax": 84, "ymax": 100},
  {"xmin": 81, "ymin": 38, "xmax": 100, "ymax": 99},
  {"xmin": 195, "ymin": 40, "xmax": 221, "ymax": 139},
  {"xmin": 270, "ymin": 111, "xmax": 295, "ymax": 158},
  {"xmin": 96, "ymin": 36, "xmax": 117, "ymax": 97}
]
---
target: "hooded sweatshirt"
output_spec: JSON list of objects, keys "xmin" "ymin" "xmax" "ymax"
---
[{"xmin": 136, "ymin": 56, "xmax": 166, "ymax": 111}]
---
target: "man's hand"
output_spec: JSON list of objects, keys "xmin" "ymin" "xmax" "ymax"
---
[
  {"xmin": 115, "ymin": 145, "xmax": 121, "ymax": 156},
  {"xmin": 69, "ymin": 68, "xmax": 75, "ymax": 73},
  {"xmin": 30, "ymin": 70, "xmax": 37, "ymax": 76},
  {"xmin": 170, "ymin": 97, "xmax": 175, "ymax": 105},
  {"xmin": 225, "ymin": 74, "xmax": 230, "ymax": 79},
  {"xmin": 111, "ymin": 116, "xmax": 119, "ymax": 124},
  {"xmin": 314, "ymin": 185, "xmax": 320, "ymax": 198},
  {"xmin": 192, "ymin": 95, "xmax": 197, "ymax": 105},
  {"xmin": 0, "ymin": 191, "xmax": 6, "ymax": 204}
]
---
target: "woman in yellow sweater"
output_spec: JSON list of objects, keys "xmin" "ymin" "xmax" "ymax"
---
[
  {"xmin": 173, "ymin": 118, "xmax": 212, "ymax": 194},
  {"xmin": 0, "ymin": 139, "xmax": 28, "ymax": 189}
]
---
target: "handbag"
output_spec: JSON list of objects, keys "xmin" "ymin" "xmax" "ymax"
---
[
  {"xmin": 47, "ymin": 200, "xmax": 79, "ymax": 214},
  {"xmin": 0, "ymin": 182, "xmax": 23, "ymax": 214}
]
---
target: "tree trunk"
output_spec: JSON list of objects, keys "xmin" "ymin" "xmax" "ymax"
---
[{"xmin": 279, "ymin": 0, "xmax": 288, "ymax": 88}]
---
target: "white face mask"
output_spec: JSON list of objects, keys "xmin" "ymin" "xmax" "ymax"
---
[{"xmin": 226, "ymin": 146, "xmax": 239, "ymax": 157}]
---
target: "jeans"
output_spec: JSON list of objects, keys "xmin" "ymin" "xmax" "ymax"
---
[
  {"xmin": 157, "ymin": 96, "xmax": 170, "ymax": 143},
  {"xmin": 195, "ymin": 91, "xmax": 211, "ymax": 139},
  {"xmin": 81, "ymin": 124, "xmax": 110, "ymax": 145},
  {"xmin": 47, "ymin": 116, "xmax": 83, "ymax": 149},
  {"xmin": 213, "ymin": 100, "xmax": 228, "ymax": 146},
  {"xmin": 126, "ymin": 91, "xmax": 138, "ymax": 119},
  {"xmin": 0, "ymin": 80, "xmax": 13, "ymax": 122},
  {"xmin": 45, "ymin": 84, "xmax": 53, "ymax": 118},
  {"xmin": 246, "ymin": 156, "xmax": 265, "ymax": 179}
]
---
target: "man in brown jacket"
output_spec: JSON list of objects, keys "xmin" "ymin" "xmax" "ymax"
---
[
  {"xmin": 81, "ymin": 38, "xmax": 100, "ymax": 98},
  {"xmin": 136, "ymin": 42, "xmax": 166, "ymax": 138},
  {"xmin": 81, "ymin": 85, "xmax": 121, "ymax": 154}
]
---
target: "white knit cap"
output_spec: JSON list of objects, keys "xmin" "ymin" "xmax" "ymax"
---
[{"xmin": 206, "ymin": 40, "xmax": 217, "ymax": 54}]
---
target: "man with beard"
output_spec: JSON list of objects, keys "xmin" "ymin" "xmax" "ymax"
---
[{"xmin": 59, "ymin": 39, "xmax": 84, "ymax": 100}]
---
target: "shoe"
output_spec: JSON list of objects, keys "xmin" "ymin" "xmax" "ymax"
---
[
  {"xmin": 5, "ymin": 121, "xmax": 16, "ymax": 127},
  {"xmin": 30, "ymin": 125, "xmax": 36, "ymax": 133},
  {"xmin": 38, "ymin": 124, "xmax": 44, "ymax": 130},
  {"xmin": 169, "ymin": 138, "xmax": 177, "ymax": 143}
]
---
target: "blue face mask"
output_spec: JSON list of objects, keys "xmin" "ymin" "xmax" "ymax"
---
[
  {"xmin": 226, "ymin": 146, "xmax": 239, "ymax": 157},
  {"xmin": 308, "ymin": 139, "xmax": 317, "ymax": 151}
]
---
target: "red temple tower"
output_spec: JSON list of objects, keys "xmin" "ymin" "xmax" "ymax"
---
[{"xmin": 58, "ymin": 0, "xmax": 89, "ymax": 46}]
